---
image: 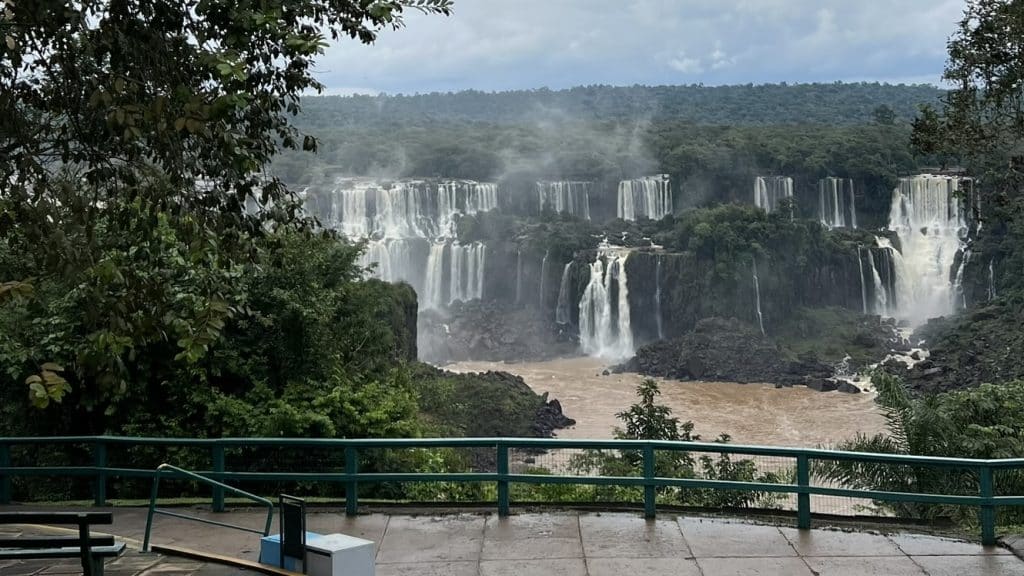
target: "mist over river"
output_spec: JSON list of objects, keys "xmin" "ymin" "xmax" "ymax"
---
[{"xmin": 450, "ymin": 357, "xmax": 885, "ymax": 447}]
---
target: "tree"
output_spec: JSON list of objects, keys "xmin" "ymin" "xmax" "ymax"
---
[
  {"xmin": 569, "ymin": 379, "xmax": 782, "ymax": 509},
  {"xmin": 817, "ymin": 372, "xmax": 1024, "ymax": 525},
  {"xmin": 0, "ymin": 0, "xmax": 450, "ymax": 408},
  {"xmin": 872, "ymin": 104, "xmax": 896, "ymax": 125},
  {"xmin": 911, "ymin": 0, "xmax": 1024, "ymax": 202}
]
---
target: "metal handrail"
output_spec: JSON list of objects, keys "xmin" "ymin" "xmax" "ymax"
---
[
  {"xmin": 142, "ymin": 463, "xmax": 274, "ymax": 551},
  {"xmin": 0, "ymin": 435, "xmax": 1017, "ymax": 545}
]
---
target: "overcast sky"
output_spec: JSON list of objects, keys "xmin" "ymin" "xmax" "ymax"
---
[{"xmin": 313, "ymin": 0, "xmax": 966, "ymax": 94}]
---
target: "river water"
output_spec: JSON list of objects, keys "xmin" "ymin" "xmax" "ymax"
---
[{"xmin": 449, "ymin": 356, "xmax": 885, "ymax": 447}]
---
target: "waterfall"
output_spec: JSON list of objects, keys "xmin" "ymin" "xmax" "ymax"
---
[
  {"xmin": 867, "ymin": 245, "xmax": 888, "ymax": 316},
  {"xmin": 953, "ymin": 248, "xmax": 971, "ymax": 310},
  {"xmin": 988, "ymin": 259, "xmax": 996, "ymax": 301},
  {"xmin": 754, "ymin": 176, "xmax": 793, "ymax": 214},
  {"xmin": 876, "ymin": 236, "xmax": 908, "ymax": 316},
  {"xmin": 422, "ymin": 243, "xmax": 447, "ymax": 310},
  {"xmin": 579, "ymin": 248, "xmax": 634, "ymax": 359},
  {"xmin": 818, "ymin": 178, "xmax": 857, "ymax": 229},
  {"xmin": 537, "ymin": 181, "xmax": 591, "ymax": 219},
  {"xmin": 617, "ymin": 175, "xmax": 672, "ymax": 221},
  {"xmin": 515, "ymin": 248, "xmax": 523, "ymax": 305},
  {"xmin": 310, "ymin": 178, "xmax": 500, "ymax": 315},
  {"xmin": 555, "ymin": 263, "xmax": 573, "ymax": 325},
  {"xmin": 856, "ymin": 246, "xmax": 868, "ymax": 314},
  {"xmin": 888, "ymin": 175, "xmax": 967, "ymax": 324},
  {"xmin": 448, "ymin": 243, "xmax": 486, "ymax": 304},
  {"xmin": 539, "ymin": 250, "xmax": 549, "ymax": 308},
  {"xmin": 752, "ymin": 257, "xmax": 766, "ymax": 336},
  {"xmin": 654, "ymin": 256, "xmax": 664, "ymax": 340}
]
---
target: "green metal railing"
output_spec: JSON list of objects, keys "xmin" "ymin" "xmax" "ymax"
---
[
  {"xmin": 0, "ymin": 436, "xmax": 1021, "ymax": 545},
  {"xmin": 142, "ymin": 464, "xmax": 274, "ymax": 552}
]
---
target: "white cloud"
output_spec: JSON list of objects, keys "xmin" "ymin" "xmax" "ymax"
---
[
  {"xmin": 314, "ymin": 0, "xmax": 967, "ymax": 93},
  {"xmin": 668, "ymin": 53, "xmax": 704, "ymax": 74}
]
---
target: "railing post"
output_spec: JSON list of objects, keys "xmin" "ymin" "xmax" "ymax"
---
[
  {"xmin": 796, "ymin": 454, "xmax": 811, "ymax": 530},
  {"xmin": 497, "ymin": 443, "xmax": 510, "ymax": 517},
  {"xmin": 211, "ymin": 445, "xmax": 225, "ymax": 513},
  {"xmin": 93, "ymin": 441, "xmax": 107, "ymax": 507},
  {"xmin": 143, "ymin": 468, "xmax": 161, "ymax": 552},
  {"xmin": 345, "ymin": 447, "xmax": 359, "ymax": 516},
  {"xmin": 980, "ymin": 466, "xmax": 996, "ymax": 546},
  {"xmin": 0, "ymin": 443, "xmax": 11, "ymax": 505},
  {"xmin": 643, "ymin": 445, "xmax": 656, "ymax": 519}
]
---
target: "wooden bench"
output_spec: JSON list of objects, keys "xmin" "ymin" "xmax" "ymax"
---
[{"xmin": 0, "ymin": 511, "xmax": 126, "ymax": 576}]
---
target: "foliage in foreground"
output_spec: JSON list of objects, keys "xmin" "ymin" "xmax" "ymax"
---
[
  {"xmin": 513, "ymin": 380, "xmax": 785, "ymax": 508},
  {"xmin": 816, "ymin": 372, "xmax": 1024, "ymax": 525}
]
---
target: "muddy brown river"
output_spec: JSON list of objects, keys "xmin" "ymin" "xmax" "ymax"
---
[{"xmin": 449, "ymin": 356, "xmax": 885, "ymax": 448}]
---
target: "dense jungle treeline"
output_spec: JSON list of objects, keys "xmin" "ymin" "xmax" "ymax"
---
[
  {"xmin": 274, "ymin": 84, "xmax": 939, "ymax": 227},
  {"xmin": 300, "ymin": 82, "xmax": 944, "ymax": 126}
]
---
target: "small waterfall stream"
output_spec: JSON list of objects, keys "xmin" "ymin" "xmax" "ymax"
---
[
  {"xmin": 515, "ymin": 248, "xmax": 523, "ymax": 305},
  {"xmin": 555, "ymin": 263, "xmax": 573, "ymax": 325},
  {"xmin": 557, "ymin": 264, "xmax": 573, "ymax": 323},
  {"xmin": 752, "ymin": 257, "xmax": 766, "ymax": 336},
  {"xmin": 867, "ymin": 245, "xmax": 888, "ymax": 316},
  {"xmin": 539, "ymin": 250, "xmax": 549, "ymax": 309},
  {"xmin": 988, "ymin": 259, "xmax": 997, "ymax": 301},
  {"xmin": 857, "ymin": 246, "xmax": 868, "ymax": 314},
  {"xmin": 654, "ymin": 256, "xmax": 664, "ymax": 340}
]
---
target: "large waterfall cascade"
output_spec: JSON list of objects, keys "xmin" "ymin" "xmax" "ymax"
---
[
  {"xmin": 537, "ymin": 181, "xmax": 592, "ymax": 219},
  {"xmin": 819, "ymin": 177, "xmax": 857, "ymax": 229},
  {"xmin": 579, "ymin": 247, "xmax": 634, "ymax": 360},
  {"xmin": 754, "ymin": 176, "xmax": 794, "ymax": 214},
  {"xmin": 307, "ymin": 178, "xmax": 496, "ymax": 311},
  {"xmin": 887, "ymin": 174, "xmax": 969, "ymax": 324},
  {"xmin": 618, "ymin": 175, "xmax": 672, "ymax": 221}
]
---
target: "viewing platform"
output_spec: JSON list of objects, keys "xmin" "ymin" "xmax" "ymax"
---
[{"xmin": 2, "ymin": 507, "xmax": 1022, "ymax": 576}]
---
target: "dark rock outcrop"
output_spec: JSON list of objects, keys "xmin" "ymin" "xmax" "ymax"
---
[
  {"xmin": 418, "ymin": 300, "xmax": 579, "ymax": 363},
  {"xmin": 620, "ymin": 317, "xmax": 832, "ymax": 386},
  {"xmin": 881, "ymin": 300, "xmax": 1024, "ymax": 395}
]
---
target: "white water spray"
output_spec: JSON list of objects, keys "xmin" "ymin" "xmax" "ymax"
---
[
  {"xmin": 579, "ymin": 248, "xmax": 634, "ymax": 360},
  {"xmin": 555, "ymin": 262, "xmax": 573, "ymax": 325},
  {"xmin": 617, "ymin": 175, "xmax": 672, "ymax": 221},
  {"xmin": 887, "ymin": 175, "xmax": 967, "ymax": 324}
]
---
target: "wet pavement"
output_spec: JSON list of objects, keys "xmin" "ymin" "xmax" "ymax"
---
[{"xmin": 2, "ymin": 507, "xmax": 1023, "ymax": 575}]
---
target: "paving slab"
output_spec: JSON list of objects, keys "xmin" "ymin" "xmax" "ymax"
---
[
  {"xmin": 779, "ymin": 526, "xmax": 904, "ymax": 556},
  {"xmin": 376, "ymin": 560, "xmax": 479, "ymax": 576},
  {"xmin": 696, "ymin": 556, "xmax": 814, "ymax": 575},
  {"xmin": 912, "ymin": 554, "xmax": 1024, "ymax": 576},
  {"xmin": 480, "ymin": 558, "xmax": 587, "ymax": 576},
  {"xmin": 376, "ymin": 514, "xmax": 485, "ymax": 564},
  {"xmin": 804, "ymin": 555, "xmax": 927, "ymax": 575},
  {"xmin": 586, "ymin": 556, "xmax": 702, "ymax": 576},
  {"xmin": 679, "ymin": 517, "xmax": 795, "ymax": 558},
  {"xmin": 580, "ymin": 513, "xmax": 691, "ymax": 559},
  {"xmin": 891, "ymin": 532, "xmax": 1012, "ymax": 555}
]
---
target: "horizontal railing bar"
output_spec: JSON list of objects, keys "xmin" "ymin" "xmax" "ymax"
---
[
  {"xmin": 0, "ymin": 436, "xmax": 1017, "ymax": 468},
  {"xmin": 152, "ymin": 509, "xmax": 266, "ymax": 535}
]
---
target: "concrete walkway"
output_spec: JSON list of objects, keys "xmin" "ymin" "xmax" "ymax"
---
[{"xmin": 3, "ymin": 507, "xmax": 1024, "ymax": 575}]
